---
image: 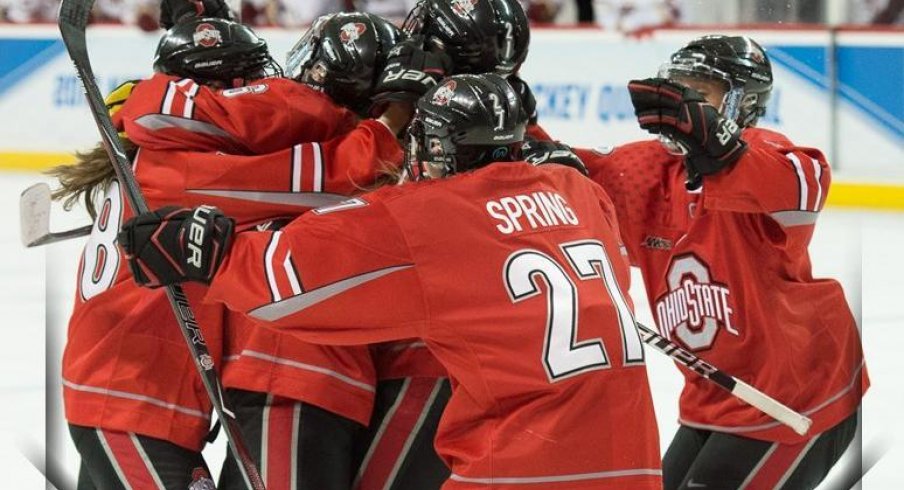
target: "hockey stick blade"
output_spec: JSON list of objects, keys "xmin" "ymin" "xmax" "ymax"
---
[
  {"xmin": 637, "ymin": 323, "xmax": 813, "ymax": 436},
  {"xmin": 20, "ymin": 183, "xmax": 92, "ymax": 247},
  {"xmin": 57, "ymin": 1, "xmax": 265, "ymax": 488}
]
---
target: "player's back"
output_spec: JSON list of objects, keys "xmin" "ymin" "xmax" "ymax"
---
[{"xmin": 387, "ymin": 162, "xmax": 661, "ymax": 489}]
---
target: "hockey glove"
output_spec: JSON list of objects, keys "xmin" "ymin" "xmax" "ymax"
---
[
  {"xmin": 628, "ymin": 77, "xmax": 748, "ymax": 176},
  {"xmin": 118, "ymin": 206, "xmax": 235, "ymax": 288},
  {"xmin": 372, "ymin": 36, "xmax": 452, "ymax": 112},
  {"xmin": 508, "ymin": 75, "xmax": 539, "ymax": 126},
  {"xmin": 160, "ymin": 0, "xmax": 234, "ymax": 30},
  {"xmin": 522, "ymin": 139, "xmax": 588, "ymax": 176}
]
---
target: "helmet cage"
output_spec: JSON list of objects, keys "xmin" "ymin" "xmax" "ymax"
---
[
  {"xmin": 658, "ymin": 60, "xmax": 746, "ymax": 124},
  {"xmin": 286, "ymin": 13, "xmax": 398, "ymax": 114},
  {"xmin": 285, "ymin": 14, "xmax": 333, "ymax": 81}
]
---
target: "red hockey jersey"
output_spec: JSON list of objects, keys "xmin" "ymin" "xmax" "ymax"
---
[
  {"xmin": 63, "ymin": 78, "xmax": 401, "ymax": 448},
  {"xmin": 578, "ymin": 128, "xmax": 868, "ymax": 444},
  {"xmin": 207, "ymin": 163, "xmax": 662, "ymax": 489},
  {"xmin": 118, "ymin": 73, "xmax": 358, "ymax": 155}
]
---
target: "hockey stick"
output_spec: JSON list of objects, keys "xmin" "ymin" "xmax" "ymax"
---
[
  {"xmin": 57, "ymin": 2, "xmax": 265, "ymax": 488},
  {"xmin": 637, "ymin": 322, "xmax": 813, "ymax": 436},
  {"xmin": 20, "ymin": 183, "xmax": 92, "ymax": 247}
]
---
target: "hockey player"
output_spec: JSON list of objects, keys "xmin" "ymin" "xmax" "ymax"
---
[
  {"xmin": 576, "ymin": 36, "xmax": 868, "ymax": 489},
  {"xmin": 52, "ymin": 12, "xmax": 445, "ymax": 488},
  {"xmin": 119, "ymin": 73, "xmax": 663, "ymax": 490}
]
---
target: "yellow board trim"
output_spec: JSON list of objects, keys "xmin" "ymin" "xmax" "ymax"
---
[
  {"xmin": 0, "ymin": 152, "xmax": 75, "ymax": 172},
  {"xmin": 825, "ymin": 182, "xmax": 904, "ymax": 211},
  {"xmin": 2, "ymin": 152, "xmax": 904, "ymax": 210}
]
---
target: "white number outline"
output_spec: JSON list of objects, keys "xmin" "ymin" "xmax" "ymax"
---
[
  {"xmin": 487, "ymin": 92, "xmax": 506, "ymax": 131},
  {"xmin": 502, "ymin": 21, "xmax": 515, "ymax": 61},
  {"xmin": 79, "ymin": 179, "xmax": 123, "ymax": 301},
  {"xmin": 504, "ymin": 240, "xmax": 644, "ymax": 382}
]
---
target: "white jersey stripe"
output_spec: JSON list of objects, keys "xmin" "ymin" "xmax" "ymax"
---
[
  {"xmin": 774, "ymin": 437, "xmax": 819, "ymax": 488},
  {"xmin": 292, "ymin": 145, "xmax": 302, "ymax": 192},
  {"xmin": 239, "ymin": 349, "xmax": 376, "ymax": 392},
  {"xmin": 787, "ymin": 153, "xmax": 808, "ymax": 211},
  {"xmin": 182, "ymin": 82, "xmax": 200, "ymax": 119},
  {"xmin": 313, "ymin": 143, "xmax": 323, "ymax": 192},
  {"xmin": 290, "ymin": 402, "xmax": 302, "ymax": 490},
  {"xmin": 64, "ymin": 379, "xmax": 209, "ymax": 419},
  {"xmin": 264, "ymin": 232, "xmax": 283, "ymax": 302},
  {"xmin": 450, "ymin": 468, "xmax": 662, "ymax": 485},
  {"xmin": 811, "ymin": 157, "xmax": 823, "ymax": 211},
  {"xmin": 382, "ymin": 380, "xmax": 444, "ymax": 490},
  {"xmin": 738, "ymin": 443, "xmax": 778, "ymax": 489},
  {"xmin": 284, "ymin": 252, "xmax": 302, "ymax": 295},
  {"xmin": 352, "ymin": 379, "xmax": 411, "ymax": 488},
  {"xmin": 131, "ymin": 434, "xmax": 166, "ymax": 489},
  {"xmin": 261, "ymin": 394, "xmax": 273, "ymax": 484},
  {"xmin": 96, "ymin": 429, "xmax": 134, "ymax": 490},
  {"xmin": 160, "ymin": 81, "xmax": 177, "ymax": 116}
]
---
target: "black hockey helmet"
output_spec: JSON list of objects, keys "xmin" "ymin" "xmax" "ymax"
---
[
  {"xmin": 405, "ymin": 74, "xmax": 526, "ymax": 180},
  {"xmin": 153, "ymin": 17, "xmax": 280, "ymax": 86},
  {"xmin": 403, "ymin": 0, "xmax": 530, "ymax": 76},
  {"xmin": 286, "ymin": 13, "xmax": 402, "ymax": 115},
  {"xmin": 661, "ymin": 35, "xmax": 773, "ymax": 127}
]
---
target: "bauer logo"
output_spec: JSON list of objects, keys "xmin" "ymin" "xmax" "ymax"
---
[
  {"xmin": 339, "ymin": 22, "xmax": 367, "ymax": 46},
  {"xmin": 451, "ymin": 0, "xmax": 479, "ymax": 17},
  {"xmin": 193, "ymin": 23, "xmax": 223, "ymax": 48},
  {"xmin": 653, "ymin": 254, "xmax": 738, "ymax": 352},
  {"xmin": 432, "ymin": 81, "xmax": 457, "ymax": 106}
]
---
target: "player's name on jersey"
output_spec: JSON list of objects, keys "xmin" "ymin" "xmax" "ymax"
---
[{"xmin": 485, "ymin": 191, "xmax": 579, "ymax": 235}]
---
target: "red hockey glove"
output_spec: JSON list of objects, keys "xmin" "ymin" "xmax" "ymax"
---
[
  {"xmin": 522, "ymin": 139, "xmax": 588, "ymax": 176},
  {"xmin": 371, "ymin": 36, "xmax": 452, "ymax": 113},
  {"xmin": 628, "ymin": 77, "xmax": 748, "ymax": 176},
  {"xmin": 118, "ymin": 206, "xmax": 234, "ymax": 288}
]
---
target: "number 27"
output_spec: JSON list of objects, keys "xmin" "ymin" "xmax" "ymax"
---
[{"xmin": 504, "ymin": 240, "xmax": 645, "ymax": 382}]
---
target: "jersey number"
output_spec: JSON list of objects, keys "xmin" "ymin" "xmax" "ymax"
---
[
  {"xmin": 80, "ymin": 179, "xmax": 123, "ymax": 300},
  {"xmin": 505, "ymin": 241, "xmax": 645, "ymax": 382}
]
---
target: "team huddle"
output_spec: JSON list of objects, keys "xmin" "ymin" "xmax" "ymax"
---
[{"xmin": 50, "ymin": 0, "xmax": 868, "ymax": 489}]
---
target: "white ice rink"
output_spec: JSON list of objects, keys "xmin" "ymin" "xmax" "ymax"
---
[{"xmin": 1, "ymin": 171, "xmax": 900, "ymax": 489}]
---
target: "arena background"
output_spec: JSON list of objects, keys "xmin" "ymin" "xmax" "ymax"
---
[{"xmin": 0, "ymin": 5, "xmax": 901, "ymax": 488}]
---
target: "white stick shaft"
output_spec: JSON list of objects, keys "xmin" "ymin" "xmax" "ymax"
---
[{"xmin": 732, "ymin": 379, "xmax": 813, "ymax": 436}]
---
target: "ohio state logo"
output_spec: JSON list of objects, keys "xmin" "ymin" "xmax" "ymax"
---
[
  {"xmin": 653, "ymin": 254, "xmax": 738, "ymax": 351},
  {"xmin": 451, "ymin": 0, "xmax": 479, "ymax": 17},
  {"xmin": 189, "ymin": 468, "xmax": 215, "ymax": 490},
  {"xmin": 432, "ymin": 80, "xmax": 457, "ymax": 106},
  {"xmin": 193, "ymin": 23, "xmax": 222, "ymax": 48},
  {"xmin": 339, "ymin": 22, "xmax": 367, "ymax": 45}
]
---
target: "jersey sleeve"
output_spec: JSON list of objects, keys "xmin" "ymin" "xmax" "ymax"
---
[
  {"xmin": 135, "ymin": 120, "xmax": 403, "ymax": 226},
  {"xmin": 205, "ymin": 195, "xmax": 427, "ymax": 346},
  {"xmin": 121, "ymin": 74, "xmax": 358, "ymax": 154},
  {"xmin": 702, "ymin": 128, "xmax": 831, "ymax": 218}
]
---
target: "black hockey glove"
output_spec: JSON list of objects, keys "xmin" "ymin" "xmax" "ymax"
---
[
  {"xmin": 522, "ymin": 139, "xmax": 588, "ymax": 176},
  {"xmin": 372, "ymin": 36, "xmax": 452, "ymax": 111},
  {"xmin": 159, "ymin": 0, "xmax": 234, "ymax": 30},
  {"xmin": 118, "ymin": 206, "xmax": 234, "ymax": 288},
  {"xmin": 508, "ymin": 75, "xmax": 538, "ymax": 126},
  {"xmin": 628, "ymin": 77, "xmax": 748, "ymax": 176}
]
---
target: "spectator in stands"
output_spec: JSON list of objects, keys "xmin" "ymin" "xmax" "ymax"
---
[
  {"xmin": 593, "ymin": 0, "xmax": 680, "ymax": 32},
  {"xmin": 356, "ymin": 0, "xmax": 419, "ymax": 21},
  {"xmin": 1, "ymin": 0, "xmax": 58, "ymax": 23},
  {"xmin": 848, "ymin": 0, "xmax": 903, "ymax": 24}
]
